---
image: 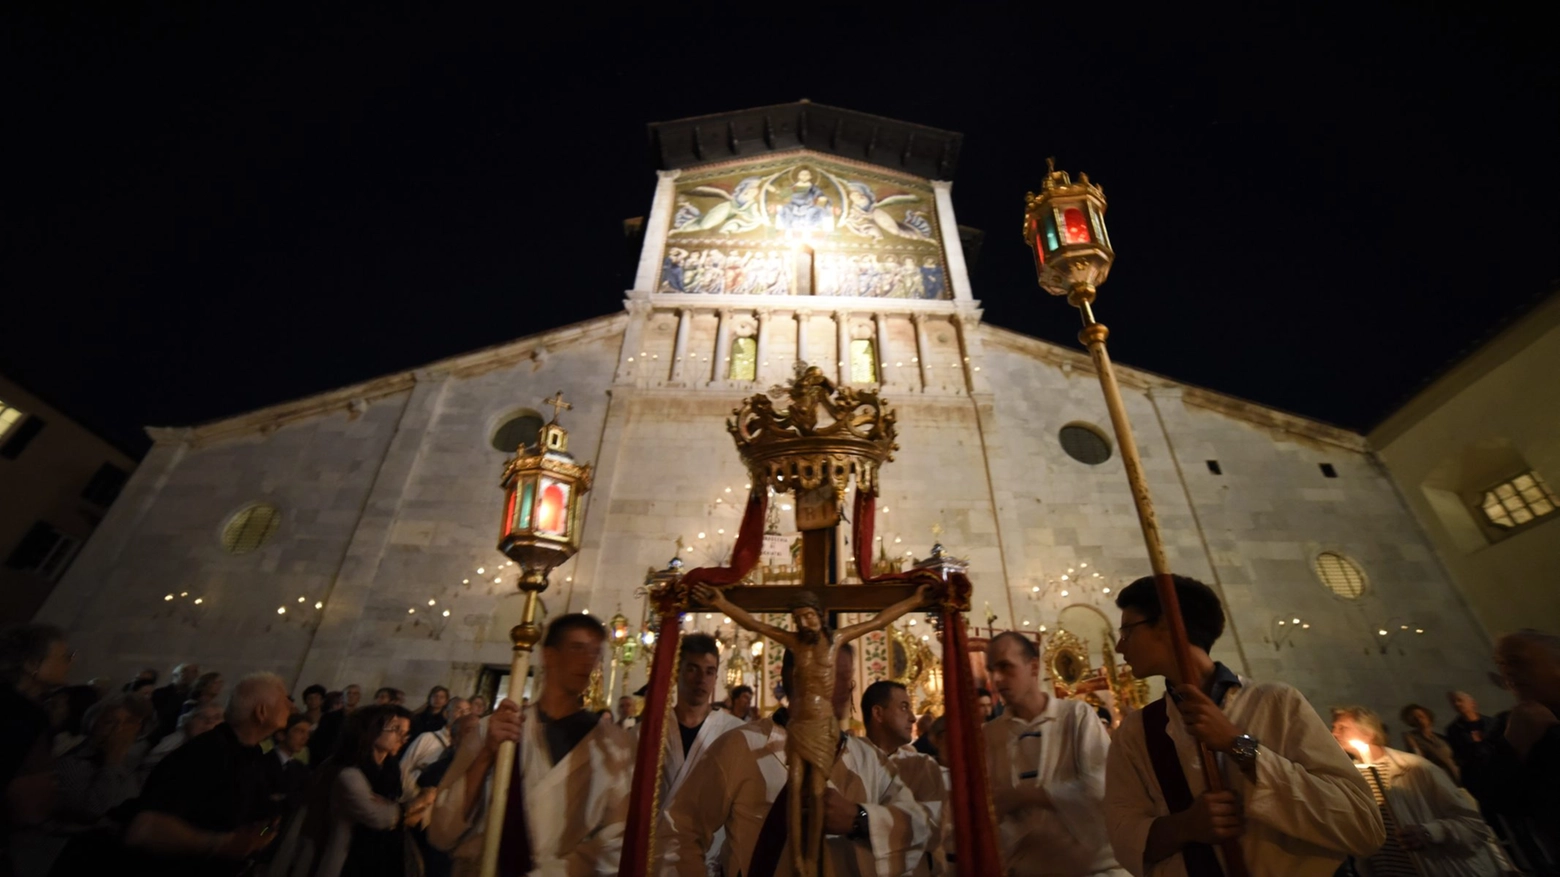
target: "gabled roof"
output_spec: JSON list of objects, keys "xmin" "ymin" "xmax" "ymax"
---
[{"xmin": 649, "ymin": 101, "xmax": 962, "ymax": 180}]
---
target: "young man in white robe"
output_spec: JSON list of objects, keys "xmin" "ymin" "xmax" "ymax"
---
[
  {"xmin": 1330, "ymin": 706, "xmax": 1508, "ymax": 877},
  {"xmin": 1103, "ymin": 575, "xmax": 1385, "ymax": 877},
  {"xmin": 983, "ymin": 631, "xmax": 1126, "ymax": 877},
  {"xmin": 861, "ymin": 680, "xmax": 946, "ymax": 876},
  {"xmin": 658, "ymin": 642, "xmax": 930, "ymax": 877},
  {"xmin": 428, "ymin": 613, "xmax": 634, "ymax": 877}
]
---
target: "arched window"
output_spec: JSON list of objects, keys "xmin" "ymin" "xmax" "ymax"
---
[
  {"xmin": 1059, "ymin": 423, "xmax": 1113, "ymax": 465},
  {"xmin": 1314, "ymin": 552, "xmax": 1367, "ymax": 599},
  {"xmin": 850, "ymin": 339, "xmax": 878, "ymax": 384},
  {"xmin": 492, "ymin": 410, "xmax": 544, "ymax": 453},
  {"xmin": 222, "ymin": 504, "xmax": 281, "ymax": 555},
  {"xmin": 730, "ymin": 337, "xmax": 757, "ymax": 381}
]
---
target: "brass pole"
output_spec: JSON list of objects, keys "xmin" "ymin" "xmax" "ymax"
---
[
  {"xmin": 478, "ymin": 583, "xmax": 545, "ymax": 877},
  {"xmin": 1072, "ymin": 287, "xmax": 1250, "ymax": 877}
]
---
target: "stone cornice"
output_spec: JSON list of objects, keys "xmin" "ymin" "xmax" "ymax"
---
[
  {"xmin": 978, "ymin": 323, "xmax": 1367, "ymax": 453},
  {"xmin": 150, "ymin": 313, "xmax": 627, "ymax": 448}
]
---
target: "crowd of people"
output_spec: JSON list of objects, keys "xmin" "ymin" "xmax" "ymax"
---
[{"xmin": 0, "ymin": 574, "xmax": 1557, "ymax": 876}]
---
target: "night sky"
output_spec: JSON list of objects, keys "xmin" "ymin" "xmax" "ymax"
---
[{"xmin": 5, "ymin": 5, "xmax": 1556, "ymax": 457}]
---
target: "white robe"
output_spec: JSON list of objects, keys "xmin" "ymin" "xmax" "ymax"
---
[
  {"xmin": 984, "ymin": 696, "xmax": 1126, "ymax": 877},
  {"xmin": 663, "ymin": 710, "xmax": 750, "ymax": 807},
  {"xmin": 873, "ymin": 744, "xmax": 946, "ymax": 877},
  {"xmin": 1354, "ymin": 748, "xmax": 1510, "ymax": 877},
  {"xmin": 659, "ymin": 719, "xmax": 930, "ymax": 877},
  {"xmin": 1104, "ymin": 676, "xmax": 1386, "ymax": 877},
  {"xmin": 429, "ymin": 708, "xmax": 633, "ymax": 877}
]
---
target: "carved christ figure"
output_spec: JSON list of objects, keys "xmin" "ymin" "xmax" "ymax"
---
[{"xmin": 692, "ymin": 582, "xmax": 932, "ymax": 876}]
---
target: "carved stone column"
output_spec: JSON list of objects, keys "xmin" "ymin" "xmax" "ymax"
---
[
  {"xmin": 874, "ymin": 312, "xmax": 892, "ymax": 390},
  {"xmin": 711, "ymin": 308, "xmax": 733, "ymax": 385},
  {"xmin": 912, "ymin": 312, "xmax": 933, "ymax": 393},
  {"xmin": 615, "ymin": 300, "xmax": 652, "ymax": 383},
  {"xmin": 755, "ymin": 308, "xmax": 772, "ymax": 385},
  {"xmin": 796, "ymin": 308, "xmax": 812, "ymax": 367},
  {"xmin": 670, "ymin": 308, "xmax": 692, "ymax": 383},
  {"xmin": 835, "ymin": 309, "xmax": 851, "ymax": 384}
]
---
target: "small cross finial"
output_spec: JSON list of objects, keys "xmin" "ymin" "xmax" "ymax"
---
[
  {"xmin": 543, "ymin": 391, "xmax": 572, "ymax": 423},
  {"xmin": 930, "ymin": 522, "xmax": 944, "ymax": 540}
]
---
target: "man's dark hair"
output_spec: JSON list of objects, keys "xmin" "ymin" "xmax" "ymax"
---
[
  {"xmin": 1114, "ymin": 574, "xmax": 1226, "ymax": 652},
  {"xmin": 1400, "ymin": 703, "xmax": 1434, "ymax": 726},
  {"xmin": 302, "ymin": 684, "xmax": 327, "ymax": 701},
  {"xmin": 975, "ymin": 687, "xmax": 992, "ymax": 699},
  {"xmin": 542, "ymin": 612, "xmax": 608, "ymax": 648},
  {"xmin": 989, "ymin": 631, "xmax": 1040, "ymax": 661},
  {"xmin": 337, "ymin": 704, "xmax": 414, "ymax": 791},
  {"xmin": 861, "ymin": 680, "xmax": 906, "ymax": 728},
  {"xmin": 780, "ymin": 642, "xmax": 853, "ymax": 698},
  {"xmin": 0, "ymin": 623, "xmax": 66, "ymax": 687},
  {"xmin": 130, "ymin": 678, "xmax": 156, "ymax": 695},
  {"xmin": 680, "ymin": 633, "xmax": 720, "ymax": 661},
  {"xmin": 729, "ymin": 684, "xmax": 754, "ymax": 700},
  {"xmin": 374, "ymin": 686, "xmax": 396, "ymax": 701},
  {"xmin": 279, "ymin": 712, "xmax": 312, "ymax": 736}
]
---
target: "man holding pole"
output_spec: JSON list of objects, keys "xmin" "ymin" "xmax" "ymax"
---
[
  {"xmin": 428, "ymin": 613, "xmax": 634, "ymax": 876},
  {"xmin": 1103, "ymin": 575, "xmax": 1384, "ymax": 876}
]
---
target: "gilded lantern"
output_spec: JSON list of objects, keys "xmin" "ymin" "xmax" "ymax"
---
[
  {"xmin": 498, "ymin": 397, "xmax": 594, "ymax": 588},
  {"xmin": 1022, "ymin": 159, "xmax": 1115, "ymax": 305}
]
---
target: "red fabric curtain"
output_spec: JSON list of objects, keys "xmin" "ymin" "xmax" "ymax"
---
[
  {"xmin": 682, "ymin": 487, "xmax": 768, "ymax": 587},
  {"xmin": 941, "ymin": 597, "xmax": 1002, "ymax": 875},
  {"xmin": 617, "ymin": 610, "xmax": 681, "ymax": 876}
]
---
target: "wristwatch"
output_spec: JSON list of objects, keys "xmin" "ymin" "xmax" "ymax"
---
[
  {"xmin": 849, "ymin": 805, "xmax": 870, "ymax": 840},
  {"xmin": 1230, "ymin": 733, "xmax": 1260, "ymax": 768}
]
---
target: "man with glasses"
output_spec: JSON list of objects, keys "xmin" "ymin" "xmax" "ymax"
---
[
  {"xmin": 1103, "ymin": 575, "xmax": 1383, "ymax": 876},
  {"xmin": 984, "ymin": 631, "xmax": 1125, "ymax": 876}
]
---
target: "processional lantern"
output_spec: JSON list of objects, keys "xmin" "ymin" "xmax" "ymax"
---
[
  {"xmin": 480, "ymin": 392, "xmax": 594, "ymax": 877},
  {"xmin": 1023, "ymin": 162, "xmax": 1251, "ymax": 877}
]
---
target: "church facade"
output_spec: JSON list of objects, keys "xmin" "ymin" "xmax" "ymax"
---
[{"xmin": 39, "ymin": 104, "xmax": 1499, "ymax": 718}]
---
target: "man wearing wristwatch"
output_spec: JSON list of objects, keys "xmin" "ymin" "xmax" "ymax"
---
[
  {"xmin": 658, "ymin": 643, "xmax": 930, "ymax": 876},
  {"xmin": 1103, "ymin": 575, "xmax": 1385, "ymax": 877}
]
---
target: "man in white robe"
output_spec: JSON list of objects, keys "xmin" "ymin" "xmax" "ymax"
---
[
  {"xmin": 983, "ymin": 631, "xmax": 1126, "ymax": 877},
  {"xmin": 1104, "ymin": 575, "xmax": 1384, "ymax": 877},
  {"xmin": 659, "ymin": 642, "xmax": 930, "ymax": 877},
  {"xmin": 428, "ymin": 613, "xmax": 634, "ymax": 877},
  {"xmin": 1330, "ymin": 706, "xmax": 1508, "ymax": 877},
  {"xmin": 860, "ymin": 680, "xmax": 946, "ymax": 876}
]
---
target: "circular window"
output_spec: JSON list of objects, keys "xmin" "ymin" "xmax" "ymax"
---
[
  {"xmin": 222, "ymin": 504, "xmax": 281, "ymax": 555},
  {"xmin": 1314, "ymin": 552, "xmax": 1367, "ymax": 599},
  {"xmin": 492, "ymin": 410, "xmax": 544, "ymax": 453},
  {"xmin": 1059, "ymin": 423, "xmax": 1112, "ymax": 465}
]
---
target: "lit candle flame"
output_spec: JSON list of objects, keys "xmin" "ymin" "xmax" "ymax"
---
[{"xmin": 1349, "ymin": 739, "xmax": 1371, "ymax": 760}]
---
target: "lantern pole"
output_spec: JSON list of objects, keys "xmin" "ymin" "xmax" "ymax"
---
[
  {"xmin": 478, "ymin": 575, "xmax": 545, "ymax": 877},
  {"xmin": 1024, "ymin": 165, "xmax": 1250, "ymax": 877}
]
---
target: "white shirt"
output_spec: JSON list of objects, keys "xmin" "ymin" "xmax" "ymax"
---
[
  {"xmin": 1104, "ymin": 676, "xmax": 1385, "ymax": 877},
  {"xmin": 1354, "ymin": 748, "xmax": 1507, "ymax": 877},
  {"xmin": 401, "ymin": 726, "xmax": 452, "ymax": 791},
  {"xmin": 985, "ymin": 696, "xmax": 1126, "ymax": 877},
  {"xmin": 428, "ymin": 707, "xmax": 634, "ymax": 877},
  {"xmin": 659, "ymin": 718, "xmax": 931, "ymax": 877},
  {"xmin": 872, "ymin": 743, "xmax": 946, "ymax": 877}
]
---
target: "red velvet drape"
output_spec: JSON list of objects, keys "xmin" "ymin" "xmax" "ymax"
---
[
  {"xmin": 941, "ymin": 598, "xmax": 1002, "ymax": 876},
  {"xmin": 617, "ymin": 609, "xmax": 681, "ymax": 877},
  {"xmin": 682, "ymin": 487, "xmax": 769, "ymax": 587}
]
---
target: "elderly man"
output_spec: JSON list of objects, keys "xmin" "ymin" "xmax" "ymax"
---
[
  {"xmin": 983, "ymin": 631, "xmax": 1123, "ymax": 877},
  {"xmin": 1104, "ymin": 575, "xmax": 1384, "ymax": 877},
  {"xmin": 1330, "ymin": 706, "xmax": 1505, "ymax": 876},
  {"xmin": 861, "ymin": 680, "xmax": 945, "ymax": 876},
  {"xmin": 402, "ymin": 696, "xmax": 471, "ymax": 791},
  {"xmin": 428, "ymin": 613, "xmax": 633, "ymax": 876},
  {"xmin": 126, "ymin": 672, "xmax": 292, "ymax": 875},
  {"xmin": 659, "ymin": 643, "xmax": 929, "ymax": 877}
]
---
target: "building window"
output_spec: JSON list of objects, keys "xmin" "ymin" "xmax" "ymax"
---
[
  {"xmin": 1059, "ymin": 423, "xmax": 1112, "ymax": 465},
  {"xmin": 492, "ymin": 410, "xmax": 544, "ymax": 453},
  {"xmin": 82, "ymin": 463, "xmax": 130, "ymax": 507},
  {"xmin": 1314, "ymin": 552, "xmax": 1367, "ymax": 599},
  {"xmin": 1206, "ymin": 460, "xmax": 1222, "ymax": 475},
  {"xmin": 1479, "ymin": 470, "xmax": 1557, "ymax": 531},
  {"xmin": 850, "ymin": 339, "xmax": 878, "ymax": 384},
  {"xmin": 0, "ymin": 413, "xmax": 44, "ymax": 460},
  {"xmin": 4, "ymin": 522, "xmax": 81, "ymax": 581},
  {"xmin": 730, "ymin": 337, "xmax": 757, "ymax": 381},
  {"xmin": 0, "ymin": 402, "xmax": 23, "ymax": 441},
  {"xmin": 221, "ymin": 503, "xmax": 281, "ymax": 555},
  {"xmin": 1320, "ymin": 463, "xmax": 1338, "ymax": 478}
]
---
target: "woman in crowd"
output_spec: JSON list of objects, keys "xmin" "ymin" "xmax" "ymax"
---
[
  {"xmin": 178, "ymin": 671, "xmax": 223, "ymax": 717},
  {"xmin": 314, "ymin": 703, "xmax": 428, "ymax": 877},
  {"xmin": 1401, "ymin": 702, "xmax": 1462, "ymax": 784},
  {"xmin": 407, "ymin": 686, "xmax": 449, "ymax": 739}
]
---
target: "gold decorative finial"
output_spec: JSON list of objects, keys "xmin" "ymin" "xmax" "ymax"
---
[
  {"xmin": 930, "ymin": 522, "xmax": 944, "ymax": 540},
  {"xmin": 1045, "ymin": 156, "xmax": 1056, "ymax": 174},
  {"xmin": 543, "ymin": 391, "xmax": 572, "ymax": 423}
]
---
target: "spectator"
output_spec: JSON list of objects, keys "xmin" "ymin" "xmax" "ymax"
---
[
  {"xmin": 1400, "ymin": 703, "xmax": 1460, "ymax": 784},
  {"xmin": 1447, "ymin": 690, "xmax": 1498, "ymax": 799},
  {"xmin": 1489, "ymin": 630, "xmax": 1560, "ymax": 871},
  {"xmin": 267, "ymin": 714, "xmax": 314, "ymax": 811},
  {"xmin": 310, "ymin": 692, "xmax": 348, "ymax": 767},
  {"xmin": 728, "ymin": 684, "xmax": 755, "ymax": 721},
  {"xmin": 372, "ymin": 687, "xmax": 395, "ymax": 706},
  {"xmin": 180, "ymin": 672, "xmax": 224, "ymax": 717},
  {"xmin": 300, "ymin": 684, "xmax": 326, "ymax": 726},
  {"xmin": 410, "ymin": 714, "xmax": 477, "ymax": 877},
  {"xmin": 139, "ymin": 703, "xmax": 224, "ymax": 784},
  {"xmin": 912, "ymin": 711, "xmax": 939, "ymax": 758},
  {"xmin": 0, "ymin": 623, "xmax": 72, "ymax": 850},
  {"xmin": 342, "ymin": 684, "xmax": 362, "ymax": 713},
  {"xmin": 467, "ymin": 694, "xmax": 488, "ymax": 718},
  {"xmin": 401, "ymin": 697, "xmax": 469, "ymax": 792},
  {"xmin": 150, "ymin": 662, "xmax": 199, "ymax": 743},
  {"xmin": 316, "ymin": 704, "xmax": 426, "ymax": 877},
  {"xmin": 45, "ymin": 684, "xmax": 101, "ymax": 757},
  {"xmin": 976, "ymin": 687, "xmax": 996, "ymax": 721},
  {"xmin": 1331, "ymin": 705, "xmax": 1508, "ymax": 876},
  {"xmin": 125, "ymin": 672, "xmax": 292, "ymax": 875},
  {"xmin": 129, "ymin": 678, "xmax": 156, "ymax": 699},
  {"xmin": 616, "ymin": 694, "xmax": 639, "ymax": 730},
  {"xmin": 56, "ymin": 692, "xmax": 152, "ymax": 825},
  {"xmin": 123, "ymin": 668, "xmax": 158, "ymax": 693},
  {"xmin": 408, "ymin": 686, "xmax": 450, "ymax": 739}
]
